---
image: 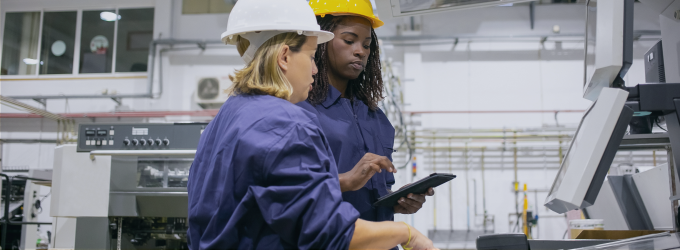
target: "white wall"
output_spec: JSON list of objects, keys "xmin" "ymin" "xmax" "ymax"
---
[{"xmin": 0, "ymin": 0, "xmax": 666, "ymax": 244}]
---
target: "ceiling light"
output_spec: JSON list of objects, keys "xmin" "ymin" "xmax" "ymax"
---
[
  {"xmin": 100, "ymin": 12, "xmax": 121, "ymax": 22},
  {"xmin": 22, "ymin": 58, "xmax": 39, "ymax": 65}
]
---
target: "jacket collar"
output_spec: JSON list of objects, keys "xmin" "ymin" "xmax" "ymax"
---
[{"xmin": 321, "ymin": 85, "xmax": 343, "ymax": 108}]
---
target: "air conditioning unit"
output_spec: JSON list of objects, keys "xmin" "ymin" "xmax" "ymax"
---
[{"xmin": 194, "ymin": 76, "xmax": 232, "ymax": 109}]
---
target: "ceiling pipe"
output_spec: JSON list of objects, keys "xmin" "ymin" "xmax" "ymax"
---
[
  {"xmin": 404, "ymin": 110, "xmax": 585, "ymax": 114},
  {"xmin": 0, "ymin": 96, "xmax": 67, "ymax": 121}
]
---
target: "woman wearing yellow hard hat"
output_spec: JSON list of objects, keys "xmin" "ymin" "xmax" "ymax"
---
[{"xmin": 298, "ymin": 0, "xmax": 435, "ymax": 242}]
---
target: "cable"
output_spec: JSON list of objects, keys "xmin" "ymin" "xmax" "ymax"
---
[
  {"xmin": 40, "ymin": 190, "xmax": 51, "ymax": 201},
  {"xmin": 378, "ymin": 53, "xmax": 413, "ymax": 169},
  {"xmin": 656, "ymin": 117, "xmax": 667, "ymax": 132}
]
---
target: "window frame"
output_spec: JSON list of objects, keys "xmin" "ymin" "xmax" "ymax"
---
[{"xmin": 0, "ymin": 5, "xmax": 155, "ymax": 79}]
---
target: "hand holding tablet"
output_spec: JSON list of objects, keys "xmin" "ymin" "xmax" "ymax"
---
[{"xmin": 373, "ymin": 173, "xmax": 456, "ymax": 207}]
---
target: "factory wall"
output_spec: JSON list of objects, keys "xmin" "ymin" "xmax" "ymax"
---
[{"xmin": 0, "ymin": 0, "xmax": 665, "ymax": 243}]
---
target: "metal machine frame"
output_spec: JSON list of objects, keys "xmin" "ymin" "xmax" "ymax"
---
[
  {"xmin": 51, "ymin": 123, "xmax": 204, "ymax": 249},
  {"xmin": 624, "ymin": 83, "xmax": 680, "ymax": 230},
  {"xmin": 0, "ymin": 174, "xmax": 51, "ymax": 250}
]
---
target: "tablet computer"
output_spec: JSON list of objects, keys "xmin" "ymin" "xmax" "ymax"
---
[{"xmin": 373, "ymin": 173, "xmax": 456, "ymax": 207}]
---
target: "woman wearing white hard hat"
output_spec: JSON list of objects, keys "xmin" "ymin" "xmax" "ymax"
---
[{"xmin": 187, "ymin": 0, "xmax": 437, "ymax": 249}]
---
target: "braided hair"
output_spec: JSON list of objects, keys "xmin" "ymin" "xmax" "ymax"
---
[{"xmin": 307, "ymin": 15, "xmax": 384, "ymax": 111}]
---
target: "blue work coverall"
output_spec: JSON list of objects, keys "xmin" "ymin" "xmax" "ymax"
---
[
  {"xmin": 188, "ymin": 94, "xmax": 360, "ymax": 250},
  {"xmin": 297, "ymin": 85, "xmax": 396, "ymax": 223}
]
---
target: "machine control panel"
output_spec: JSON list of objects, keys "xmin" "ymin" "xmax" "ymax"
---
[{"xmin": 77, "ymin": 123, "xmax": 207, "ymax": 152}]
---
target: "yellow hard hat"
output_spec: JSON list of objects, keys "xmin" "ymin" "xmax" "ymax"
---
[{"xmin": 308, "ymin": 0, "xmax": 384, "ymax": 29}]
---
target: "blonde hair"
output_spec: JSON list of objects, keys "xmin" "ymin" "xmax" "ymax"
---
[{"xmin": 228, "ymin": 32, "xmax": 307, "ymax": 100}]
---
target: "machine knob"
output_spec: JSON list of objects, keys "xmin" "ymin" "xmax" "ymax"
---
[
  {"xmin": 132, "ymin": 139, "xmax": 139, "ymax": 146},
  {"xmin": 155, "ymin": 139, "xmax": 162, "ymax": 146},
  {"xmin": 123, "ymin": 139, "xmax": 130, "ymax": 146},
  {"xmin": 148, "ymin": 138, "xmax": 155, "ymax": 146},
  {"xmin": 163, "ymin": 139, "xmax": 170, "ymax": 146},
  {"xmin": 140, "ymin": 139, "xmax": 147, "ymax": 146}
]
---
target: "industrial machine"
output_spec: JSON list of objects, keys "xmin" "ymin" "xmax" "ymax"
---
[
  {"xmin": 50, "ymin": 123, "xmax": 205, "ymax": 250},
  {"xmin": 544, "ymin": 0, "xmax": 680, "ymax": 225},
  {"xmin": 477, "ymin": 0, "xmax": 680, "ymax": 247},
  {"xmin": 1, "ymin": 169, "xmax": 52, "ymax": 250},
  {"xmin": 1, "ymin": 177, "xmax": 28, "ymax": 249}
]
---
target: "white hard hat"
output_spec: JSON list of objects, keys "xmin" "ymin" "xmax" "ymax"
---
[{"xmin": 221, "ymin": 0, "xmax": 334, "ymax": 63}]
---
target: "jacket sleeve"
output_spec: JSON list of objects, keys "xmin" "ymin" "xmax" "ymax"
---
[{"xmin": 250, "ymin": 123, "xmax": 360, "ymax": 250}]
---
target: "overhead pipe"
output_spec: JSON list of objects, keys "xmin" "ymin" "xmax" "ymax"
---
[
  {"xmin": 422, "ymin": 158, "xmax": 664, "ymax": 165},
  {"xmin": 0, "ymin": 109, "xmax": 220, "ymax": 119},
  {"xmin": 0, "ymin": 96, "xmax": 67, "ymax": 121},
  {"xmin": 404, "ymin": 110, "xmax": 585, "ymax": 114},
  {"xmin": 0, "ymin": 139, "xmax": 59, "ymax": 144},
  {"xmin": 1, "ymin": 95, "xmax": 78, "ymax": 144}
]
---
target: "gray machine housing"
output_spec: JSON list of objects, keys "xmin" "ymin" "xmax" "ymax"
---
[
  {"xmin": 51, "ymin": 123, "xmax": 205, "ymax": 249},
  {"xmin": 77, "ymin": 123, "xmax": 207, "ymax": 152}
]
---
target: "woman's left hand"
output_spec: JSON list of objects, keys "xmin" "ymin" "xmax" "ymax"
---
[{"xmin": 393, "ymin": 186, "xmax": 435, "ymax": 214}]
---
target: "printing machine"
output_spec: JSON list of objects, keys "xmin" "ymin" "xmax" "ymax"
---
[{"xmin": 50, "ymin": 123, "xmax": 205, "ymax": 250}]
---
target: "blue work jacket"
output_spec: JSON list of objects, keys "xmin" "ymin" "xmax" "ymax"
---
[
  {"xmin": 298, "ymin": 85, "xmax": 396, "ymax": 223},
  {"xmin": 187, "ymin": 94, "xmax": 360, "ymax": 250}
]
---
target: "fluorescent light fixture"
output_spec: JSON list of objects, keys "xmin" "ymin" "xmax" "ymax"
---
[
  {"xmin": 100, "ymin": 11, "xmax": 121, "ymax": 22},
  {"xmin": 23, "ymin": 58, "xmax": 39, "ymax": 65}
]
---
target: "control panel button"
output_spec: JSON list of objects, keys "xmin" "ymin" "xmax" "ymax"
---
[
  {"xmin": 86, "ymin": 140, "xmax": 91, "ymax": 146},
  {"xmin": 140, "ymin": 139, "xmax": 147, "ymax": 146},
  {"xmin": 102, "ymin": 140, "xmax": 107, "ymax": 145},
  {"xmin": 163, "ymin": 139, "xmax": 170, "ymax": 146},
  {"xmin": 123, "ymin": 139, "xmax": 130, "ymax": 146},
  {"xmin": 96, "ymin": 139, "xmax": 102, "ymax": 146},
  {"xmin": 132, "ymin": 139, "xmax": 139, "ymax": 146},
  {"xmin": 155, "ymin": 139, "xmax": 162, "ymax": 146},
  {"xmin": 109, "ymin": 130, "xmax": 115, "ymax": 135},
  {"xmin": 109, "ymin": 140, "xmax": 114, "ymax": 145},
  {"xmin": 148, "ymin": 138, "xmax": 155, "ymax": 146}
]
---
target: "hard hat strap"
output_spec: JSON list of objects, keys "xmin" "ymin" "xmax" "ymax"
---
[{"xmin": 240, "ymin": 31, "xmax": 287, "ymax": 64}]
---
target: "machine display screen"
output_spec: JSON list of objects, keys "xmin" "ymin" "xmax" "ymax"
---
[
  {"xmin": 544, "ymin": 88, "xmax": 632, "ymax": 214},
  {"xmin": 546, "ymin": 104, "xmax": 595, "ymax": 204},
  {"xmin": 582, "ymin": 0, "xmax": 633, "ymax": 101}
]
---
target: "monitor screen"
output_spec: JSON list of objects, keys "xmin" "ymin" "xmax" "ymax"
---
[
  {"xmin": 582, "ymin": 0, "xmax": 634, "ymax": 101},
  {"xmin": 545, "ymin": 87, "xmax": 633, "ymax": 214}
]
